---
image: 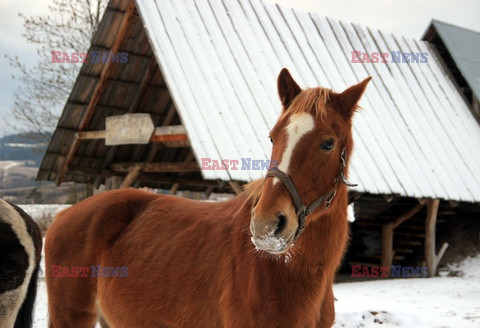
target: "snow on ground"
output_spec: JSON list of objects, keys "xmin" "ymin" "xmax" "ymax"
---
[
  {"xmin": 333, "ymin": 254, "xmax": 480, "ymax": 327},
  {"xmin": 0, "ymin": 160, "xmax": 21, "ymax": 175},
  {"xmin": 333, "ymin": 274, "xmax": 480, "ymax": 327},
  {"xmin": 34, "ymin": 280, "xmax": 49, "ymax": 327},
  {"xmin": 18, "ymin": 204, "xmax": 70, "ymax": 222}
]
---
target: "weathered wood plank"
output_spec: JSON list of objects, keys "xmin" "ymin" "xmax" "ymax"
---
[{"xmin": 111, "ymin": 162, "xmax": 199, "ymax": 173}]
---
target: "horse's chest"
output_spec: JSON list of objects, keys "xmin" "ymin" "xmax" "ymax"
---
[{"xmin": 222, "ymin": 272, "xmax": 326, "ymax": 327}]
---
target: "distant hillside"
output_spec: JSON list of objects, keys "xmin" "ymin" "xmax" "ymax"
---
[{"xmin": 0, "ymin": 133, "xmax": 49, "ymax": 165}]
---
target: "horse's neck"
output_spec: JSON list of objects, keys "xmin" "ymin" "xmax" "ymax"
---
[{"xmin": 289, "ymin": 189, "xmax": 349, "ymax": 272}]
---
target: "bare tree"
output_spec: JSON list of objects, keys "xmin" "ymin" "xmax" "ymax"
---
[{"xmin": 5, "ymin": 0, "xmax": 108, "ymax": 142}]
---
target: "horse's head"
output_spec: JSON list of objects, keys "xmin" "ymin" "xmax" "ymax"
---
[{"xmin": 250, "ymin": 68, "xmax": 371, "ymax": 255}]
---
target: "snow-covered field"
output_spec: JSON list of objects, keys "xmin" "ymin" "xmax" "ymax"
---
[
  {"xmin": 17, "ymin": 205, "xmax": 480, "ymax": 327},
  {"xmin": 333, "ymin": 258, "xmax": 480, "ymax": 327},
  {"xmin": 18, "ymin": 204, "xmax": 70, "ymax": 222}
]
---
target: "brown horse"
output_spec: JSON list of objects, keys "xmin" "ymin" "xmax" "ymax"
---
[{"xmin": 45, "ymin": 69, "xmax": 370, "ymax": 328}]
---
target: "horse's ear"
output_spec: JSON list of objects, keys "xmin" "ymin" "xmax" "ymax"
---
[
  {"xmin": 337, "ymin": 76, "xmax": 372, "ymax": 119},
  {"xmin": 277, "ymin": 68, "xmax": 301, "ymax": 109}
]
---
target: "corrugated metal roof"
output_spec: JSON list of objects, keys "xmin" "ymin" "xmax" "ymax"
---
[
  {"xmin": 134, "ymin": 0, "xmax": 480, "ymax": 202},
  {"xmin": 425, "ymin": 20, "xmax": 480, "ymax": 104}
]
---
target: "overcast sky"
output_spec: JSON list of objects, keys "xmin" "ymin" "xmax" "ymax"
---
[{"xmin": 1, "ymin": 0, "xmax": 479, "ymax": 137}]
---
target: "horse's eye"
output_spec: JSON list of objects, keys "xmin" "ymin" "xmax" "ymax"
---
[
  {"xmin": 320, "ymin": 139, "xmax": 335, "ymax": 151},
  {"xmin": 269, "ymin": 136, "xmax": 274, "ymax": 145}
]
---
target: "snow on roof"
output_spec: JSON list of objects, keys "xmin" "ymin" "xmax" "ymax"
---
[{"xmin": 135, "ymin": 0, "xmax": 480, "ymax": 202}]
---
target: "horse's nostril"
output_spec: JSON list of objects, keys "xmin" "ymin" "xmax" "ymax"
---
[{"xmin": 274, "ymin": 214, "xmax": 287, "ymax": 236}]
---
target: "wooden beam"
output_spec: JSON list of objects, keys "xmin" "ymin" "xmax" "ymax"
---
[
  {"xmin": 425, "ymin": 199, "xmax": 449, "ymax": 277},
  {"xmin": 150, "ymin": 134, "xmax": 188, "ymax": 143},
  {"xmin": 68, "ymin": 166, "xmax": 113, "ymax": 177},
  {"xmin": 392, "ymin": 200, "xmax": 426, "ymax": 229},
  {"xmin": 120, "ymin": 164, "xmax": 143, "ymax": 188},
  {"xmin": 68, "ymin": 166, "xmax": 217, "ymax": 187},
  {"xmin": 154, "ymin": 125, "xmax": 186, "ymax": 135},
  {"xmin": 141, "ymin": 102, "xmax": 176, "ymax": 164},
  {"xmin": 111, "ymin": 162, "xmax": 199, "ymax": 173},
  {"xmin": 75, "ymin": 125, "xmax": 187, "ymax": 144},
  {"xmin": 76, "ymin": 130, "xmax": 106, "ymax": 140},
  {"xmin": 137, "ymin": 175, "xmax": 220, "ymax": 187},
  {"xmin": 55, "ymin": 0, "xmax": 136, "ymax": 186}
]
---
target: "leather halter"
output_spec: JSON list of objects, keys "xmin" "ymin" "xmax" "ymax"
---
[{"xmin": 265, "ymin": 148, "xmax": 356, "ymax": 242}]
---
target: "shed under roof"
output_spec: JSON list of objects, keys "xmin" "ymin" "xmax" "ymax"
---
[{"xmin": 38, "ymin": 0, "xmax": 480, "ymax": 202}]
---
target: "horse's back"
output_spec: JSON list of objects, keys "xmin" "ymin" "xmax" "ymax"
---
[
  {"xmin": 46, "ymin": 188, "xmax": 161, "ymax": 267},
  {"xmin": 46, "ymin": 188, "xmax": 226, "ymax": 253}
]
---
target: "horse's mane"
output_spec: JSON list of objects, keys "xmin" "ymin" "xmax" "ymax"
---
[
  {"xmin": 285, "ymin": 87, "xmax": 331, "ymax": 119},
  {"xmin": 244, "ymin": 179, "xmax": 264, "ymax": 204}
]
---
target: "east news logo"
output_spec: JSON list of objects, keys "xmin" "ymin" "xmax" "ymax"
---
[
  {"xmin": 51, "ymin": 51, "xmax": 128, "ymax": 64},
  {"xmin": 50, "ymin": 265, "xmax": 128, "ymax": 277},
  {"xmin": 351, "ymin": 51, "xmax": 428, "ymax": 64},
  {"xmin": 351, "ymin": 265, "xmax": 429, "ymax": 278}
]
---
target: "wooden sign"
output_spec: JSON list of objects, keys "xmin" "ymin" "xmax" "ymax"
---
[{"xmin": 105, "ymin": 114, "xmax": 155, "ymax": 146}]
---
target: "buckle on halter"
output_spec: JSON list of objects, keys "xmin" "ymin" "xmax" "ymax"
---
[
  {"xmin": 325, "ymin": 191, "xmax": 337, "ymax": 209},
  {"xmin": 298, "ymin": 205, "xmax": 310, "ymax": 218}
]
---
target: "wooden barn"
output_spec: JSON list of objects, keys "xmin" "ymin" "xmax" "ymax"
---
[{"xmin": 37, "ymin": 0, "xmax": 480, "ymax": 275}]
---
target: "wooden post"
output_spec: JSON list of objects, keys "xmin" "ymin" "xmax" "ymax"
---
[
  {"xmin": 120, "ymin": 164, "xmax": 143, "ymax": 188},
  {"xmin": 85, "ymin": 183, "xmax": 94, "ymax": 198},
  {"xmin": 425, "ymin": 199, "xmax": 449, "ymax": 277},
  {"xmin": 381, "ymin": 223, "xmax": 394, "ymax": 269},
  {"xmin": 381, "ymin": 200, "xmax": 425, "ymax": 270},
  {"xmin": 169, "ymin": 183, "xmax": 179, "ymax": 195},
  {"xmin": 204, "ymin": 186, "xmax": 214, "ymax": 198}
]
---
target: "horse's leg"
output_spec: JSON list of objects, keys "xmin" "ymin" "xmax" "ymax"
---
[
  {"xmin": 46, "ymin": 276, "xmax": 98, "ymax": 328},
  {"xmin": 317, "ymin": 283, "xmax": 335, "ymax": 328},
  {"xmin": 45, "ymin": 212, "xmax": 98, "ymax": 328}
]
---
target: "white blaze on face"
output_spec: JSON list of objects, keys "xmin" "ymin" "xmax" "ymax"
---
[{"xmin": 274, "ymin": 113, "xmax": 315, "ymax": 183}]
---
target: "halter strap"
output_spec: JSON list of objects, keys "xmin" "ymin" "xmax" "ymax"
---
[{"xmin": 265, "ymin": 148, "xmax": 356, "ymax": 242}]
